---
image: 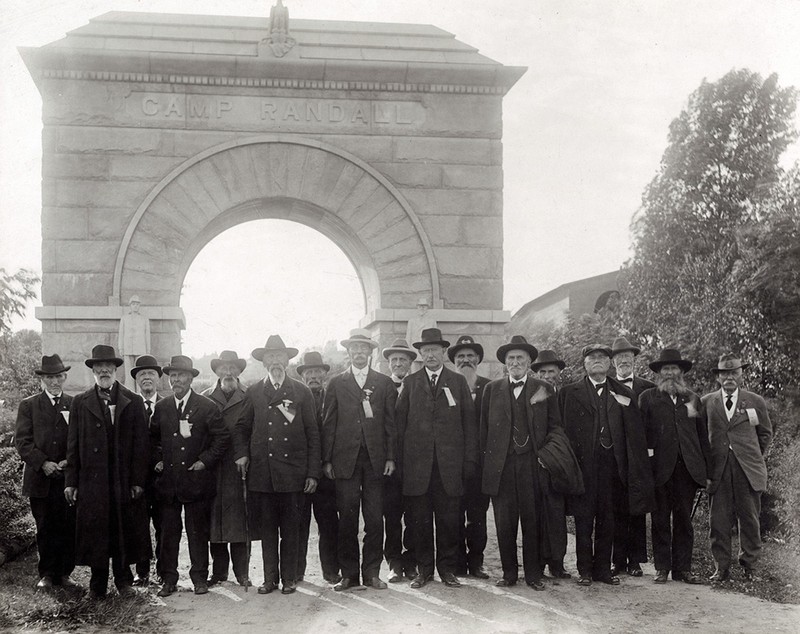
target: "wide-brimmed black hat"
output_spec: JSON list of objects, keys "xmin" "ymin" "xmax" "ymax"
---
[
  {"xmin": 413, "ymin": 328, "xmax": 450, "ymax": 350},
  {"xmin": 340, "ymin": 328, "xmax": 379, "ymax": 350},
  {"xmin": 611, "ymin": 336, "xmax": 641, "ymax": 356},
  {"xmin": 210, "ymin": 350, "xmax": 246, "ymax": 374},
  {"xmin": 35, "ymin": 354, "xmax": 71, "ymax": 376},
  {"xmin": 531, "ymin": 349, "xmax": 565, "ymax": 371},
  {"xmin": 581, "ymin": 344, "xmax": 613, "ymax": 359},
  {"xmin": 296, "ymin": 351, "xmax": 330, "ymax": 375},
  {"xmin": 496, "ymin": 335, "xmax": 539, "ymax": 364},
  {"xmin": 130, "ymin": 354, "xmax": 163, "ymax": 379},
  {"xmin": 85, "ymin": 344, "xmax": 123, "ymax": 368},
  {"xmin": 649, "ymin": 348, "xmax": 693, "ymax": 373},
  {"xmin": 382, "ymin": 338, "xmax": 418, "ymax": 361},
  {"xmin": 711, "ymin": 353, "xmax": 750, "ymax": 374},
  {"xmin": 447, "ymin": 335, "xmax": 484, "ymax": 364},
  {"xmin": 162, "ymin": 355, "xmax": 199, "ymax": 377},
  {"xmin": 252, "ymin": 335, "xmax": 299, "ymax": 361}
]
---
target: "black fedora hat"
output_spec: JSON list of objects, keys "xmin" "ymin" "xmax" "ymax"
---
[
  {"xmin": 611, "ymin": 336, "xmax": 641, "ymax": 356},
  {"xmin": 85, "ymin": 344, "xmax": 123, "ymax": 368},
  {"xmin": 711, "ymin": 353, "xmax": 750, "ymax": 374},
  {"xmin": 382, "ymin": 338, "xmax": 418, "ymax": 361},
  {"xmin": 413, "ymin": 328, "xmax": 450, "ymax": 350},
  {"xmin": 162, "ymin": 355, "xmax": 199, "ymax": 377},
  {"xmin": 130, "ymin": 354, "xmax": 163, "ymax": 379},
  {"xmin": 34, "ymin": 354, "xmax": 71, "ymax": 376},
  {"xmin": 296, "ymin": 351, "xmax": 330, "ymax": 375},
  {"xmin": 531, "ymin": 349, "xmax": 565, "ymax": 371},
  {"xmin": 496, "ymin": 335, "xmax": 539, "ymax": 364},
  {"xmin": 252, "ymin": 335, "xmax": 299, "ymax": 362},
  {"xmin": 649, "ymin": 348, "xmax": 693, "ymax": 373},
  {"xmin": 447, "ymin": 335, "xmax": 484, "ymax": 364},
  {"xmin": 210, "ymin": 350, "xmax": 246, "ymax": 374}
]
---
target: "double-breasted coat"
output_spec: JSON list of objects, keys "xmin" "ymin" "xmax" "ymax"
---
[
  {"xmin": 65, "ymin": 382, "xmax": 151, "ymax": 568},
  {"xmin": 322, "ymin": 368, "xmax": 397, "ymax": 478},
  {"xmin": 16, "ymin": 391, "xmax": 73, "ymax": 497},
  {"xmin": 233, "ymin": 377, "xmax": 322, "ymax": 493},
  {"xmin": 395, "ymin": 366, "xmax": 478, "ymax": 497},
  {"xmin": 202, "ymin": 382, "xmax": 248, "ymax": 542},
  {"xmin": 151, "ymin": 390, "xmax": 228, "ymax": 504},
  {"xmin": 559, "ymin": 376, "xmax": 655, "ymax": 517}
]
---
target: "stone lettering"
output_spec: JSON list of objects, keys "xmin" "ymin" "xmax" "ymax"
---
[
  {"xmin": 351, "ymin": 104, "xmax": 368, "ymax": 124},
  {"xmin": 261, "ymin": 100, "xmax": 278, "ymax": 121},
  {"xmin": 284, "ymin": 103, "xmax": 300, "ymax": 121},
  {"xmin": 216, "ymin": 99, "xmax": 232, "ymax": 118},
  {"xmin": 165, "ymin": 97, "xmax": 182, "ymax": 118},
  {"xmin": 189, "ymin": 100, "xmax": 209, "ymax": 119},
  {"xmin": 306, "ymin": 102, "xmax": 322, "ymax": 122},
  {"xmin": 329, "ymin": 104, "xmax": 344, "ymax": 123},
  {"xmin": 142, "ymin": 97, "xmax": 159, "ymax": 116}
]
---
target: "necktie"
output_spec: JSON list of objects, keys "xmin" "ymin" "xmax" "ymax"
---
[
  {"xmin": 145, "ymin": 400, "xmax": 153, "ymax": 418},
  {"xmin": 429, "ymin": 373, "xmax": 438, "ymax": 393},
  {"xmin": 725, "ymin": 394, "xmax": 733, "ymax": 411},
  {"xmin": 53, "ymin": 395, "xmax": 60, "ymax": 409},
  {"xmin": 595, "ymin": 382, "xmax": 606, "ymax": 395},
  {"xmin": 177, "ymin": 401, "xmax": 184, "ymax": 419}
]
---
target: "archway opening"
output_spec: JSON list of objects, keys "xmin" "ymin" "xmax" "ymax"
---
[{"xmin": 180, "ymin": 219, "xmax": 365, "ymax": 382}]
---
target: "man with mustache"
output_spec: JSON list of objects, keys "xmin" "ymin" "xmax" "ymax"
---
[
  {"xmin": 65, "ymin": 344, "xmax": 151, "ymax": 598},
  {"xmin": 322, "ymin": 329, "xmax": 397, "ymax": 591},
  {"xmin": 448, "ymin": 335, "xmax": 491, "ymax": 580},
  {"xmin": 639, "ymin": 349, "xmax": 711, "ymax": 585},
  {"xmin": 702, "ymin": 354, "xmax": 772, "ymax": 583},
  {"xmin": 609, "ymin": 336, "xmax": 655, "ymax": 578},
  {"xmin": 233, "ymin": 335, "xmax": 320, "ymax": 596},
  {"xmin": 532, "ymin": 350, "xmax": 566, "ymax": 393},
  {"xmin": 202, "ymin": 351, "xmax": 251, "ymax": 588},
  {"xmin": 559, "ymin": 344, "xmax": 654, "ymax": 587}
]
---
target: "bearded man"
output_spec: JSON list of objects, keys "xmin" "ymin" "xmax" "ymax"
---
[{"xmin": 639, "ymin": 349, "xmax": 710, "ymax": 585}]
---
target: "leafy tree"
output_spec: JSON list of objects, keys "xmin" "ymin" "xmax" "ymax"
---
[
  {"xmin": 0, "ymin": 268, "xmax": 39, "ymax": 335},
  {"xmin": 0, "ymin": 329, "xmax": 42, "ymax": 412}
]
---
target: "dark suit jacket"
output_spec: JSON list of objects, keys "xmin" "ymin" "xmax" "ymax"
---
[
  {"xmin": 640, "ymin": 388, "xmax": 710, "ymax": 488},
  {"xmin": 559, "ymin": 376, "xmax": 655, "ymax": 517},
  {"xmin": 15, "ymin": 391, "xmax": 73, "ymax": 497},
  {"xmin": 395, "ymin": 365, "xmax": 478, "ymax": 497},
  {"xmin": 233, "ymin": 376, "xmax": 322, "ymax": 493},
  {"xmin": 701, "ymin": 388, "xmax": 772, "ymax": 493},
  {"xmin": 621, "ymin": 376, "xmax": 656, "ymax": 399},
  {"xmin": 479, "ymin": 376, "xmax": 562, "ymax": 496},
  {"xmin": 322, "ymin": 368, "xmax": 397, "ymax": 479},
  {"xmin": 152, "ymin": 389, "xmax": 229, "ymax": 503}
]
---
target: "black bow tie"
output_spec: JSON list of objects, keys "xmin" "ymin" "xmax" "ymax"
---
[
  {"xmin": 620, "ymin": 377, "xmax": 633, "ymax": 384},
  {"xmin": 594, "ymin": 383, "xmax": 606, "ymax": 392},
  {"xmin": 511, "ymin": 381, "xmax": 524, "ymax": 389}
]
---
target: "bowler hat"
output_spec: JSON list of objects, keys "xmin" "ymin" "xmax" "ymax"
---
[
  {"xmin": 649, "ymin": 349, "xmax": 693, "ymax": 373},
  {"xmin": 34, "ymin": 354, "xmax": 71, "ymax": 376},
  {"xmin": 130, "ymin": 354, "xmax": 163, "ymax": 379},
  {"xmin": 581, "ymin": 344, "xmax": 612, "ymax": 359},
  {"xmin": 84, "ymin": 344, "xmax": 124, "ymax": 368},
  {"xmin": 711, "ymin": 353, "xmax": 750, "ymax": 374},
  {"xmin": 611, "ymin": 336, "xmax": 641, "ymax": 356},
  {"xmin": 496, "ymin": 335, "xmax": 539, "ymax": 364},
  {"xmin": 252, "ymin": 335, "xmax": 298, "ymax": 362},
  {"xmin": 531, "ymin": 349, "xmax": 565, "ymax": 371},
  {"xmin": 413, "ymin": 328, "xmax": 450, "ymax": 350},
  {"xmin": 382, "ymin": 339, "xmax": 418, "ymax": 361},
  {"xmin": 340, "ymin": 328, "xmax": 379, "ymax": 350},
  {"xmin": 296, "ymin": 351, "xmax": 330, "ymax": 375},
  {"xmin": 447, "ymin": 335, "xmax": 484, "ymax": 364},
  {"xmin": 210, "ymin": 350, "xmax": 246, "ymax": 374},
  {"xmin": 162, "ymin": 355, "xmax": 199, "ymax": 377}
]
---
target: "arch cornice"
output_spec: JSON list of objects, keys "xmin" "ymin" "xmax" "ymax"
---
[{"xmin": 111, "ymin": 134, "xmax": 440, "ymax": 307}]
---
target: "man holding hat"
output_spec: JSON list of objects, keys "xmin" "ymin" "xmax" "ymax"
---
[
  {"xmin": 65, "ymin": 344, "xmax": 151, "ymax": 598},
  {"xmin": 481, "ymin": 336, "xmax": 566, "ymax": 590},
  {"xmin": 640, "ymin": 349, "xmax": 710, "ymax": 585},
  {"xmin": 559, "ymin": 344, "xmax": 654, "ymax": 587},
  {"xmin": 610, "ymin": 336, "xmax": 655, "ymax": 577},
  {"xmin": 449, "ymin": 335, "xmax": 491, "ymax": 579},
  {"xmin": 532, "ymin": 350, "xmax": 566, "ymax": 392},
  {"xmin": 152, "ymin": 355, "xmax": 228, "ymax": 597},
  {"xmin": 202, "ymin": 351, "xmax": 251, "ymax": 587},
  {"xmin": 296, "ymin": 350, "xmax": 340, "ymax": 584},
  {"xmin": 381, "ymin": 338, "xmax": 417, "ymax": 582},
  {"xmin": 702, "ymin": 354, "xmax": 772, "ymax": 582},
  {"xmin": 233, "ymin": 335, "xmax": 320, "ymax": 596},
  {"xmin": 130, "ymin": 354, "xmax": 164, "ymax": 586},
  {"xmin": 395, "ymin": 328, "xmax": 478, "ymax": 589},
  {"xmin": 15, "ymin": 354, "xmax": 75, "ymax": 590},
  {"xmin": 322, "ymin": 329, "xmax": 397, "ymax": 590}
]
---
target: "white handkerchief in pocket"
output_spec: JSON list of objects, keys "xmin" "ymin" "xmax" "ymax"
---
[
  {"xmin": 443, "ymin": 387, "xmax": 456, "ymax": 407},
  {"xmin": 179, "ymin": 418, "xmax": 192, "ymax": 438}
]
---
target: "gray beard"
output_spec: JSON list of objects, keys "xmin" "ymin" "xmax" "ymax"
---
[{"xmin": 656, "ymin": 376, "xmax": 690, "ymax": 396}]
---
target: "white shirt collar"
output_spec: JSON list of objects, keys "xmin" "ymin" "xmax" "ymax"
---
[
  {"xmin": 352, "ymin": 365, "xmax": 369, "ymax": 377},
  {"xmin": 617, "ymin": 374, "xmax": 634, "ymax": 382},
  {"xmin": 44, "ymin": 390, "xmax": 62, "ymax": 405},
  {"xmin": 425, "ymin": 366, "xmax": 442, "ymax": 380},
  {"xmin": 588, "ymin": 376, "xmax": 607, "ymax": 387},
  {"xmin": 508, "ymin": 375, "xmax": 528, "ymax": 385},
  {"xmin": 174, "ymin": 389, "xmax": 192, "ymax": 409}
]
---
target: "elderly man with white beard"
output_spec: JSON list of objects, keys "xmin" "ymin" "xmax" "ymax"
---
[{"xmin": 639, "ymin": 349, "xmax": 711, "ymax": 585}]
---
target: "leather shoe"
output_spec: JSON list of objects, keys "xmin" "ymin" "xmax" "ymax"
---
[
  {"xmin": 673, "ymin": 570, "xmax": 701, "ymax": 584},
  {"xmin": 404, "ymin": 565, "xmax": 419, "ymax": 581},
  {"xmin": 36, "ymin": 576, "xmax": 54, "ymax": 590},
  {"xmin": 208, "ymin": 575, "xmax": 226, "ymax": 587},
  {"xmin": 469, "ymin": 566, "xmax": 490, "ymax": 579},
  {"xmin": 410, "ymin": 573, "xmax": 432, "ymax": 589},
  {"xmin": 627, "ymin": 564, "xmax": 643, "ymax": 577},
  {"xmin": 593, "ymin": 575, "xmax": 620, "ymax": 585},
  {"xmin": 496, "ymin": 578, "xmax": 517, "ymax": 587},
  {"xmin": 157, "ymin": 583, "xmax": 177, "ymax": 597},
  {"xmin": 236, "ymin": 576, "xmax": 252, "ymax": 588},
  {"xmin": 742, "ymin": 567, "xmax": 754, "ymax": 581},
  {"xmin": 132, "ymin": 574, "xmax": 149, "ymax": 587},
  {"xmin": 577, "ymin": 576, "xmax": 592, "ymax": 587},
  {"xmin": 440, "ymin": 573, "xmax": 461, "ymax": 588},
  {"xmin": 388, "ymin": 568, "xmax": 404, "ymax": 583},
  {"xmin": 334, "ymin": 578, "xmax": 358, "ymax": 592},
  {"xmin": 609, "ymin": 564, "xmax": 620, "ymax": 577},
  {"xmin": 117, "ymin": 584, "xmax": 136, "ymax": 597},
  {"xmin": 88, "ymin": 590, "xmax": 107, "ymax": 600},
  {"xmin": 281, "ymin": 581, "xmax": 297, "ymax": 595},
  {"xmin": 527, "ymin": 579, "xmax": 546, "ymax": 591},
  {"xmin": 548, "ymin": 566, "xmax": 572, "ymax": 579},
  {"xmin": 323, "ymin": 573, "xmax": 342, "ymax": 584},
  {"xmin": 709, "ymin": 568, "xmax": 730, "ymax": 583},
  {"xmin": 59, "ymin": 575, "xmax": 79, "ymax": 589},
  {"xmin": 364, "ymin": 577, "xmax": 388, "ymax": 589},
  {"xmin": 258, "ymin": 582, "xmax": 277, "ymax": 594},
  {"xmin": 654, "ymin": 570, "xmax": 669, "ymax": 584},
  {"xmin": 194, "ymin": 583, "xmax": 209, "ymax": 595}
]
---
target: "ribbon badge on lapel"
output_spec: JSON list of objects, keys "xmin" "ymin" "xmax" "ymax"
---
[
  {"xmin": 179, "ymin": 414, "xmax": 193, "ymax": 439},
  {"xmin": 362, "ymin": 387, "xmax": 375, "ymax": 419},
  {"xmin": 442, "ymin": 384, "xmax": 456, "ymax": 407},
  {"xmin": 530, "ymin": 386, "xmax": 549, "ymax": 405},
  {"xmin": 277, "ymin": 399, "xmax": 296, "ymax": 423},
  {"xmin": 611, "ymin": 391, "xmax": 631, "ymax": 407},
  {"xmin": 685, "ymin": 400, "xmax": 699, "ymax": 418},
  {"xmin": 60, "ymin": 409, "xmax": 70, "ymax": 425}
]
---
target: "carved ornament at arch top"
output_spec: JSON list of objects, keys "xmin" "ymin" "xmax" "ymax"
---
[{"xmin": 113, "ymin": 136, "xmax": 440, "ymax": 312}]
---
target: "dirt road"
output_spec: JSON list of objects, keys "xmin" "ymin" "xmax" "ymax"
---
[{"xmin": 154, "ymin": 534, "xmax": 800, "ymax": 634}]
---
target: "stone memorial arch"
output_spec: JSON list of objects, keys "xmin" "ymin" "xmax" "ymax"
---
[{"xmin": 22, "ymin": 8, "xmax": 525, "ymax": 387}]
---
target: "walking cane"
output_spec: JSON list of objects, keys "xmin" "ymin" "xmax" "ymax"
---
[
  {"xmin": 690, "ymin": 488, "xmax": 704, "ymax": 520},
  {"xmin": 242, "ymin": 473, "xmax": 250, "ymax": 592}
]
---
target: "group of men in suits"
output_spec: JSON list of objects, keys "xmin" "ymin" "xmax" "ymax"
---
[{"xmin": 15, "ymin": 330, "xmax": 772, "ymax": 598}]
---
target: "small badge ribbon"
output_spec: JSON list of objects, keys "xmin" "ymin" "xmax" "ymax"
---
[
  {"xmin": 362, "ymin": 400, "xmax": 374, "ymax": 419},
  {"xmin": 278, "ymin": 401, "xmax": 295, "ymax": 423},
  {"xmin": 611, "ymin": 392, "xmax": 631, "ymax": 407},
  {"xmin": 60, "ymin": 411, "xmax": 70, "ymax": 425},
  {"xmin": 685, "ymin": 401, "xmax": 699, "ymax": 418},
  {"xmin": 746, "ymin": 408, "xmax": 759, "ymax": 427},
  {"xmin": 443, "ymin": 387, "xmax": 456, "ymax": 407},
  {"xmin": 530, "ymin": 386, "xmax": 548, "ymax": 405},
  {"xmin": 179, "ymin": 418, "xmax": 192, "ymax": 438}
]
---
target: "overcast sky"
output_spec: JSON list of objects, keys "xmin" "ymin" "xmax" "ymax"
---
[{"xmin": 1, "ymin": 0, "xmax": 799, "ymax": 356}]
